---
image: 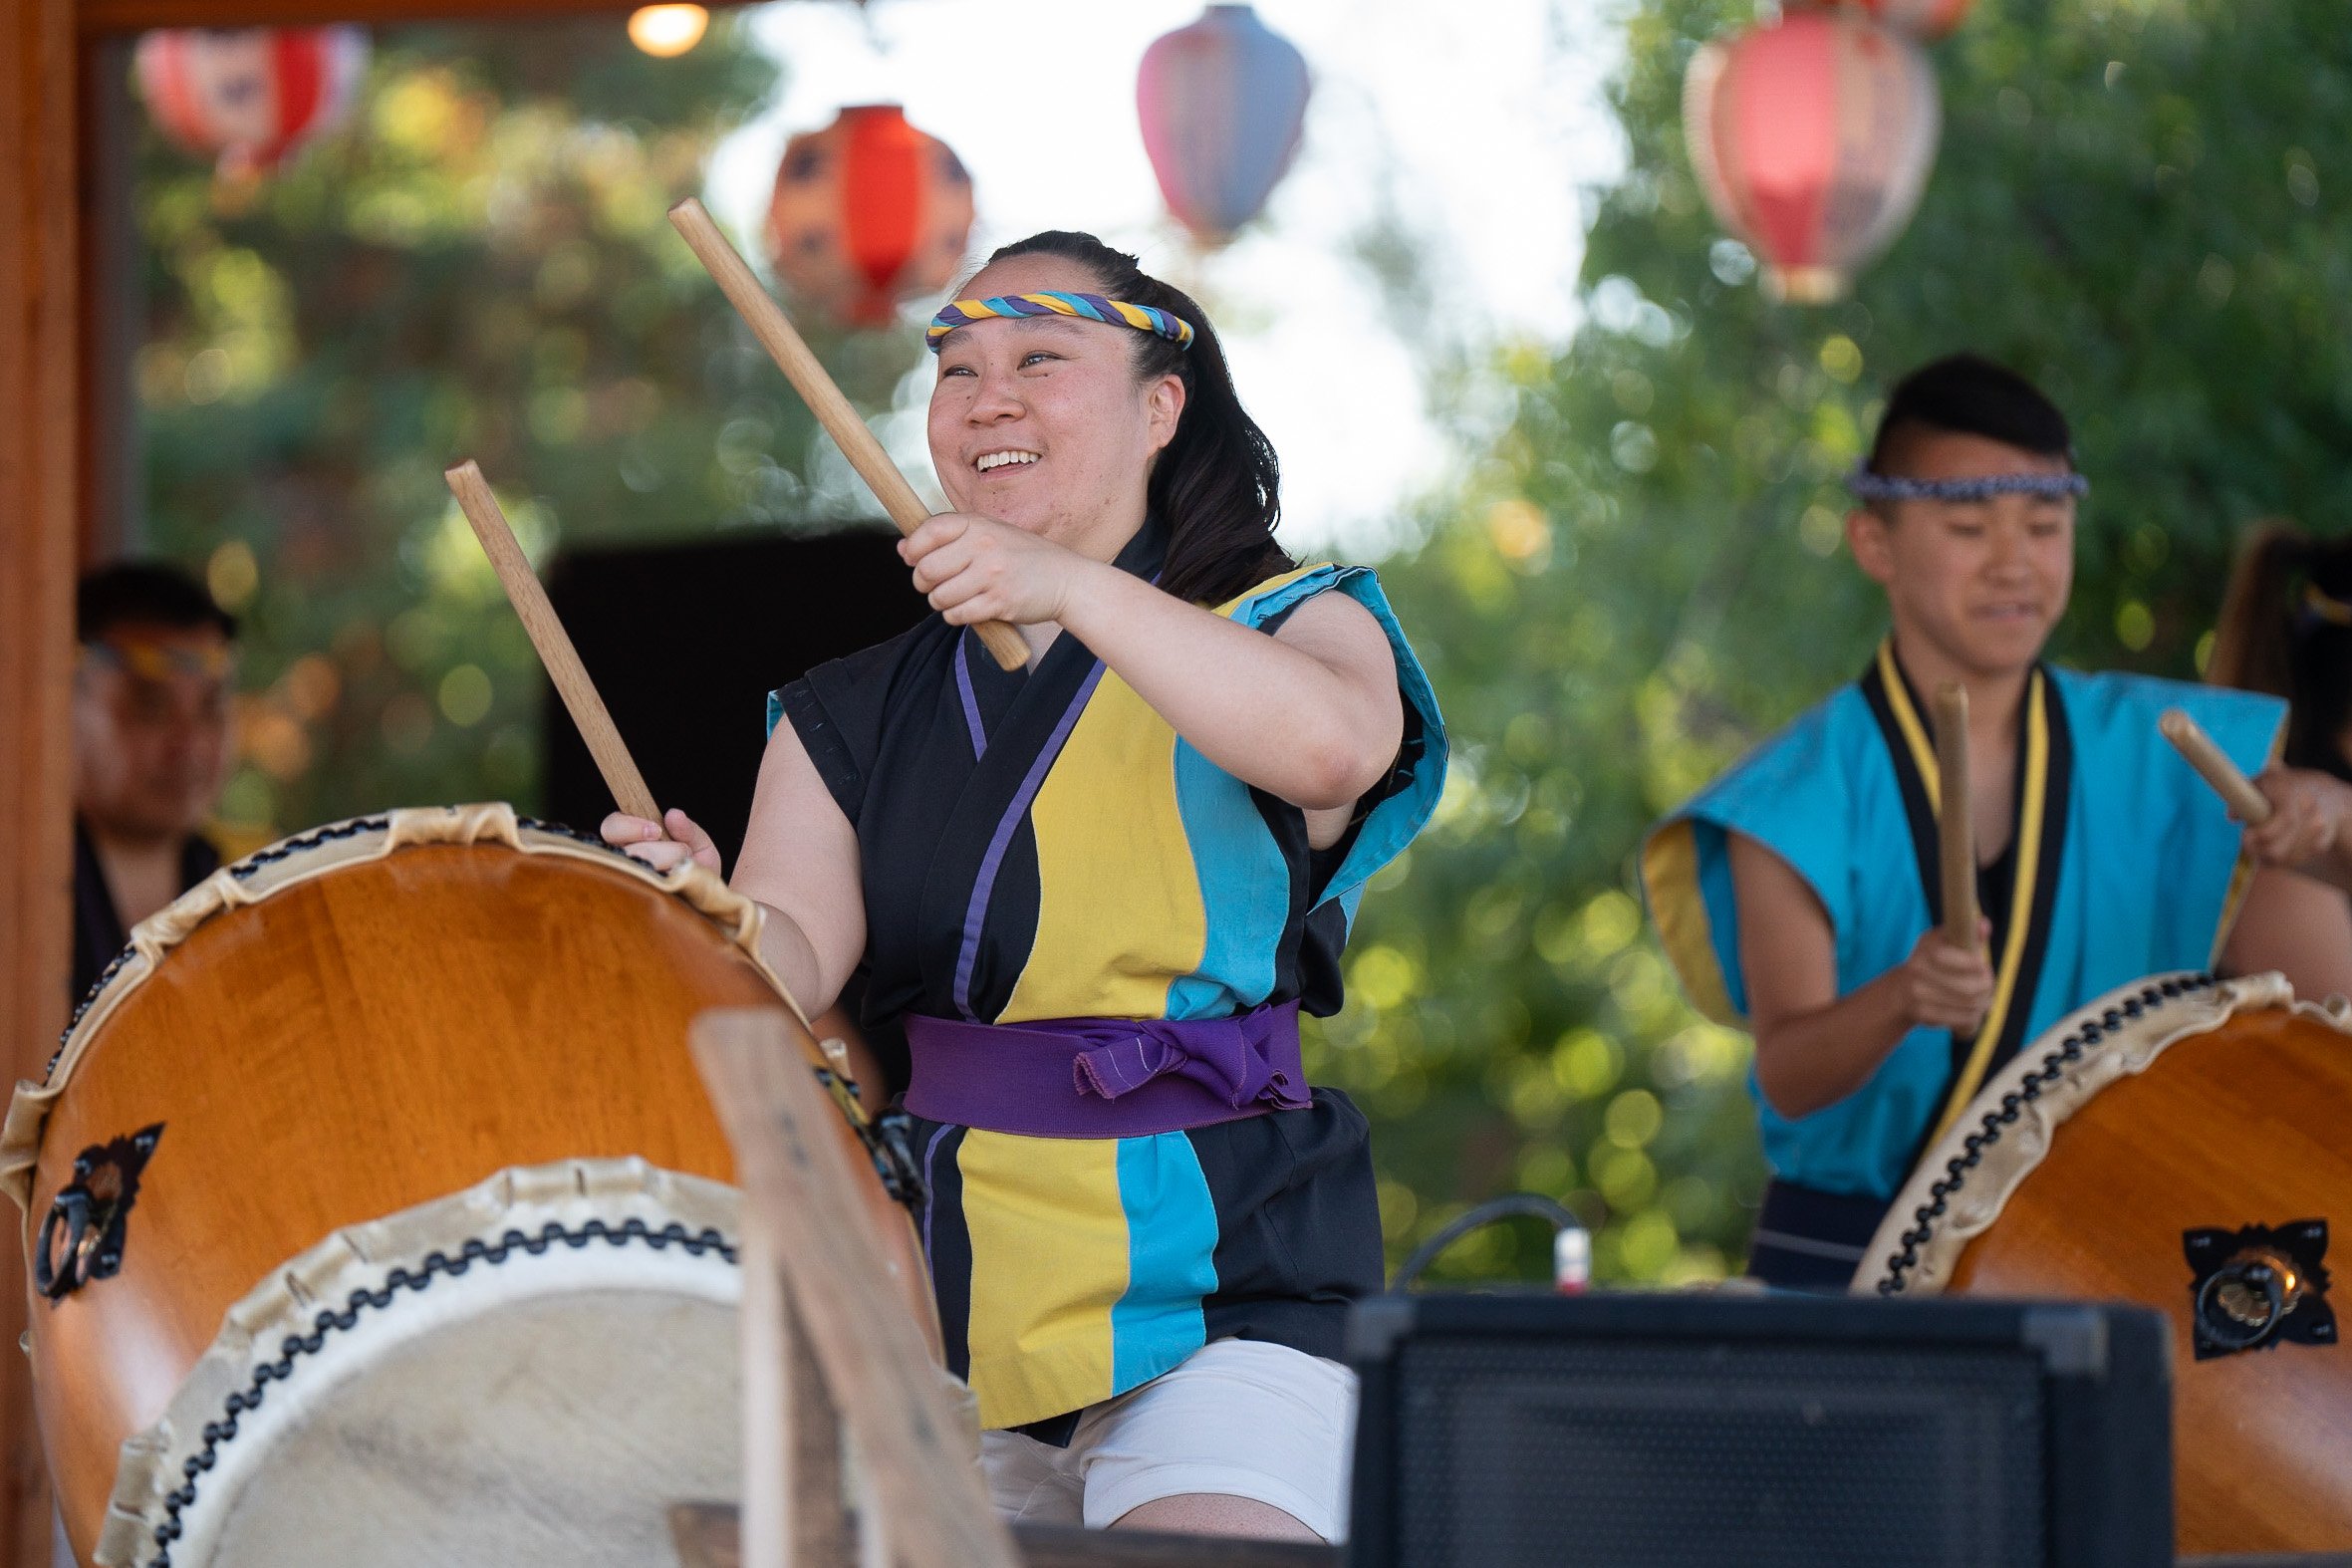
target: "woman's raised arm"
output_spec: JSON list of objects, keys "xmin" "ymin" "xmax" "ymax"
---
[{"xmin": 902, "ymin": 512, "xmax": 1403, "ymax": 813}]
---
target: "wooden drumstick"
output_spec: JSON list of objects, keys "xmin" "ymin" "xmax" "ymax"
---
[
  {"xmin": 444, "ymin": 460, "xmax": 662, "ymax": 823},
  {"xmin": 665, "ymin": 197, "xmax": 1030, "ymax": 673},
  {"xmin": 1934, "ymin": 683, "xmax": 1979, "ymax": 948},
  {"xmin": 2162, "ymin": 707, "xmax": 2275, "ymax": 825}
]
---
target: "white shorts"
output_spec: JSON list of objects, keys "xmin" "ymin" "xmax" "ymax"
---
[{"xmin": 978, "ymin": 1338, "xmax": 1356, "ymax": 1541}]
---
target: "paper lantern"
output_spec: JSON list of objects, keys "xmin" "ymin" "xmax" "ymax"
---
[
  {"xmin": 763, "ymin": 105, "xmax": 976, "ymax": 329},
  {"xmin": 1684, "ymin": 10, "xmax": 1941, "ymax": 303},
  {"xmin": 1850, "ymin": 0, "xmax": 1973, "ymax": 41},
  {"xmin": 134, "ymin": 27, "xmax": 369, "ymax": 176},
  {"xmin": 1137, "ymin": 4, "xmax": 1311, "ymax": 246}
]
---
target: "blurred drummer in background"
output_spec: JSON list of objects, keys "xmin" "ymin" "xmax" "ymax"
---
[
  {"xmin": 2205, "ymin": 523, "xmax": 2352, "ymax": 999},
  {"xmin": 605, "ymin": 233, "xmax": 1444, "ymax": 1541},
  {"xmin": 72, "ymin": 563, "xmax": 237, "ymax": 1003},
  {"xmin": 1641, "ymin": 354, "xmax": 2316, "ymax": 1290}
]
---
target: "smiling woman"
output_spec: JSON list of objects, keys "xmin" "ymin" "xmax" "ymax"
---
[{"xmin": 604, "ymin": 230, "xmax": 1447, "ymax": 1544}]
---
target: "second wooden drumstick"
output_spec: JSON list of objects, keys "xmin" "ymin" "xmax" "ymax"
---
[
  {"xmin": 444, "ymin": 460, "xmax": 663, "ymax": 824},
  {"xmin": 1933, "ymin": 683, "xmax": 1979, "ymax": 949},
  {"xmin": 2161, "ymin": 707, "xmax": 2274, "ymax": 825},
  {"xmin": 666, "ymin": 196, "xmax": 1030, "ymax": 673}
]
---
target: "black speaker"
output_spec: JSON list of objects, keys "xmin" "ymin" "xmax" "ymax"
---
[{"xmin": 1346, "ymin": 1291, "xmax": 2172, "ymax": 1568}]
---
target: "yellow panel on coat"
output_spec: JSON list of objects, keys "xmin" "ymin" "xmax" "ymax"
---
[
  {"xmin": 959, "ymin": 1130, "xmax": 1129, "ymax": 1429},
  {"xmin": 1003, "ymin": 664, "xmax": 1205, "ymax": 1022}
]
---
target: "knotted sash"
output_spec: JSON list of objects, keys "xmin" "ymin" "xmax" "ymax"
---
[{"xmin": 903, "ymin": 1002, "xmax": 1306, "ymax": 1138}]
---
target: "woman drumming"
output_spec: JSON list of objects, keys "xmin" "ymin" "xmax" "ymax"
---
[{"xmin": 605, "ymin": 232, "xmax": 1444, "ymax": 1540}]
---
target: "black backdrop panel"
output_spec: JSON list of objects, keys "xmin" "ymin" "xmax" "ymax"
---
[{"xmin": 540, "ymin": 528, "xmax": 928, "ymax": 871}]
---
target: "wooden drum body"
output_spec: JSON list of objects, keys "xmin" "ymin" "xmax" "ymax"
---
[
  {"xmin": 2, "ymin": 805, "xmax": 934, "ymax": 1568},
  {"xmin": 1859, "ymin": 972, "xmax": 2352, "ymax": 1553}
]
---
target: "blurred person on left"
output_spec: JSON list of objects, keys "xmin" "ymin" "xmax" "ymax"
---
[{"xmin": 71, "ymin": 563, "xmax": 238, "ymax": 1002}]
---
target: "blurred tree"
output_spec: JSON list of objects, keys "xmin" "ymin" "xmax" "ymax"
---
[
  {"xmin": 1332, "ymin": 0, "xmax": 2352, "ymax": 1284},
  {"xmin": 134, "ymin": 16, "xmax": 930, "ymax": 839}
]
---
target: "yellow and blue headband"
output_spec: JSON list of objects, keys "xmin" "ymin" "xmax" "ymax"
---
[
  {"xmin": 927, "ymin": 291, "xmax": 1195, "ymax": 353},
  {"xmin": 80, "ymin": 635, "xmax": 235, "ymax": 682},
  {"xmin": 1846, "ymin": 462, "xmax": 2089, "ymax": 503}
]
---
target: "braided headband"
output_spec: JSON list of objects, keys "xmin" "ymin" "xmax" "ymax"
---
[
  {"xmin": 82, "ymin": 636, "xmax": 235, "ymax": 682},
  {"xmin": 1846, "ymin": 463, "xmax": 2089, "ymax": 503},
  {"xmin": 927, "ymin": 291, "xmax": 1195, "ymax": 353}
]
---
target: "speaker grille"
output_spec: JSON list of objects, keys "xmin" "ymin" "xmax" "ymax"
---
[{"xmin": 1392, "ymin": 1337, "xmax": 2047, "ymax": 1567}]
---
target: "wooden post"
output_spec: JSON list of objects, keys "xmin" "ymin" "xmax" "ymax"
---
[
  {"xmin": 692, "ymin": 1008, "xmax": 1018, "ymax": 1568},
  {"xmin": 739, "ymin": 1226, "xmax": 856, "ymax": 1566},
  {"xmin": 1933, "ymin": 683, "xmax": 1978, "ymax": 948},
  {"xmin": 0, "ymin": 3, "xmax": 82, "ymax": 1562}
]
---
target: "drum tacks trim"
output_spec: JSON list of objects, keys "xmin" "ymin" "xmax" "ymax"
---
[
  {"xmin": 1858, "ymin": 971, "xmax": 2349, "ymax": 1296},
  {"xmin": 4, "ymin": 805, "xmax": 841, "ymax": 1215}
]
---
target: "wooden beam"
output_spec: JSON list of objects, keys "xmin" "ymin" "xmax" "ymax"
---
[
  {"xmin": 73, "ymin": 0, "xmax": 758, "ymax": 39},
  {"xmin": 0, "ymin": 1, "xmax": 83, "ymax": 1561},
  {"xmin": 669, "ymin": 1506, "xmax": 1346, "ymax": 1568}
]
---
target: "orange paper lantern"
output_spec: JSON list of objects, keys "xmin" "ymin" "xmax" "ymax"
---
[
  {"xmin": 134, "ymin": 27, "xmax": 369, "ymax": 177},
  {"xmin": 1684, "ymin": 10, "xmax": 1941, "ymax": 303},
  {"xmin": 763, "ymin": 105, "xmax": 976, "ymax": 329}
]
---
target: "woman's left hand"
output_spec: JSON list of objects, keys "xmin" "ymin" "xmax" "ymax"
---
[
  {"xmin": 900, "ymin": 512, "xmax": 1100, "ymax": 628},
  {"xmin": 2244, "ymin": 765, "xmax": 2352, "ymax": 872}
]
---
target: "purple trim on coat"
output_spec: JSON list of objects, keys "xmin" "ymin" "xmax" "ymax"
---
[
  {"xmin": 903, "ymin": 1001, "xmax": 1307, "ymax": 1138},
  {"xmin": 918, "ymin": 1120, "xmax": 952, "ymax": 1274},
  {"xmin": 949, "ymin": 661, "xmax": 1107, "ymax": 1020},
  {"xmin": 953, "ymin": 637, "xmax": 988, "ymax": 760}
]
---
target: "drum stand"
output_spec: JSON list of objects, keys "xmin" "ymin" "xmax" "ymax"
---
[{"xmin": 686, "ymin": 1008, "xmax": 1020, "ymax": 1568}]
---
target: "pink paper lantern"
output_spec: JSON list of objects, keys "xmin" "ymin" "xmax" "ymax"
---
[
  {"xmin": 1684, "ymin": 10, "xmax": 1941, "ymax": 303},
  {"xmin": 134, "ymin": 27, "xmax": 369, "ymax": 177},
  {"xmin": 1137, "ymin": 4, "xmax": 1311, "ymax": 246},
  {"xmin": 763, "ymin": 105, "xmax": 976, "ymax": 329}
]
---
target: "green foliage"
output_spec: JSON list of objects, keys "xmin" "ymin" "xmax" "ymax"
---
[
  {"xmin": 1328, "ymin": 0, "xmax": 2352, "ymax": 1284},
  {"xmin": 135, "ymin": 18, "xmax": 925, "ymax": 838}
]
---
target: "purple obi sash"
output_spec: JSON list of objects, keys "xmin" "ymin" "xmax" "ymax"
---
[{"xmin": 902, "ymin": 1001, "xmax": 1308, "ymax": 1138}]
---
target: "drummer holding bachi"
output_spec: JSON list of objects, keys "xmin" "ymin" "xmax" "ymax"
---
[
  {"xmin": 1644, "ymin": 355, "xmax": 2341, "ymax": 1290},
  {"xmin": 607, "ymin": 234, "xmax": 1444, "ymax": 1540}
]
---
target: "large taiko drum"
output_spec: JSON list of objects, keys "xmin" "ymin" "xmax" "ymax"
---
[
  {"xmin": 1858, "ymin": 971, "xmax": 2352, "ymax": 1553},
  {"xmin": 1, "ymin": 804, "xmax": 937, "ymax": 1568}
]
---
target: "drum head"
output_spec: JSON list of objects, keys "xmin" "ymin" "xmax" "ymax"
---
[{"xmin": 99, "ymin": 1160, "xmax": 742, "ymax": 1568}]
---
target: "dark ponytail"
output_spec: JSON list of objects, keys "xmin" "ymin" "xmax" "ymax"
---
[
  {"xmin": 2209, "ymin": 521, "xmax": 2352, "ymax": 779},
  {"xmin": 981, "ymin": 232, "xmax": 1293, "ymax": 606}
]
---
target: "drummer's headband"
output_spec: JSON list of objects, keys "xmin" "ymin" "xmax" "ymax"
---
[
  {"xmin": 80, "ymin": 634, "xmax": 235, "ymax": 683},
  {"xmin": 1846, "ymin": 463, "xmax": 2090, "ymax": 503},
  {"xmin": 928, "ymin": 291, "xmax": 1195, "ymax": 353}
]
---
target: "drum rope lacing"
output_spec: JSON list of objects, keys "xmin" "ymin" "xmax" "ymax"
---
[
  {"xmin": 136, "ymin": 1216, "xmax": 736, "ymax": 1568},
  {"xmin": 1875, "ymin": 973, "xmax": 2214, "ymax": 1295},
  {"xmin": 46, "ymin": 816, "xmax": 651, "ymax": 1085}
]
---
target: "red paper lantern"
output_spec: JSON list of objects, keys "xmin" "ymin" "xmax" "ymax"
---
[
  {"xmin": 134, "ymin": 27, "xmax": 369, "ymax": 177},
  {"xmin": 1850, "ymin": 0, "xmax": 1973, "ymax": 41},
  {"xmin": 1684, "ymin": 10, "xmax": 1940, "ymax": 303},
  {"xmin": 763, "ymin": 105, "xmax": 976, "ymax": 329},
  {"xmin": 1137, "ymin": 4, "xmax": 1311, "ymax": 246}
]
